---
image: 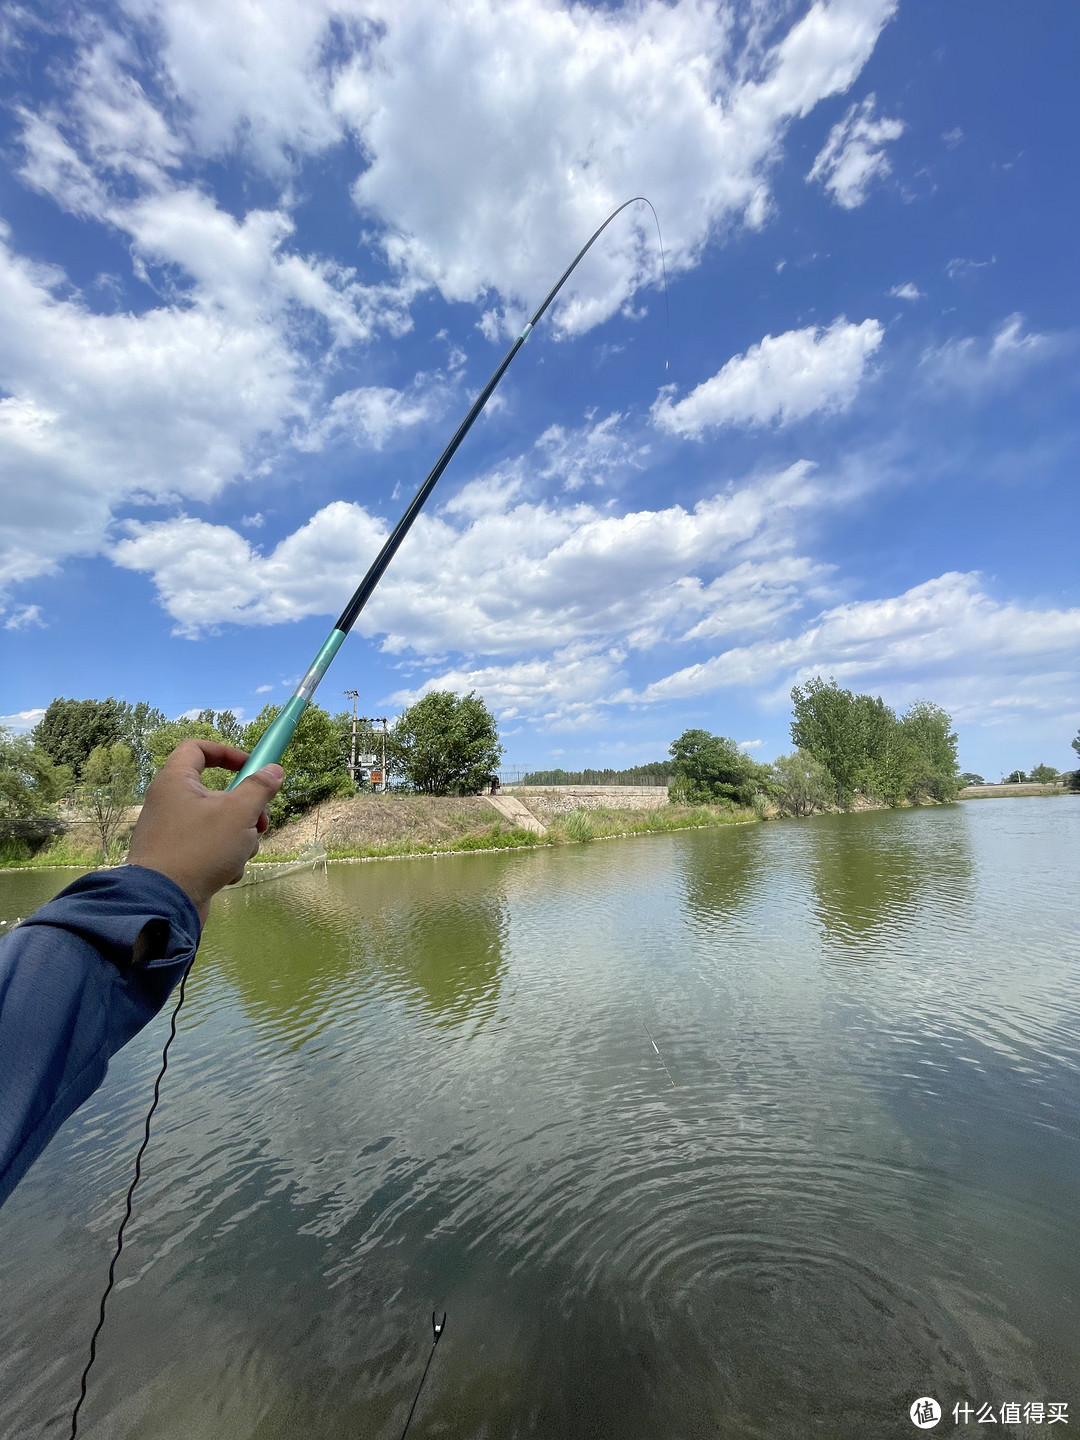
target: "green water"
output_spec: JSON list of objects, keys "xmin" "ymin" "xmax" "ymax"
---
[{"xmin": 1, "ymin": 799, "xmax": 1078, "ymax": 1437}]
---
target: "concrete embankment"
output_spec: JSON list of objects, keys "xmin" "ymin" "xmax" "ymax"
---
[{"xmin": 959, "ymin": 783, "xmax": 1071, "ymax": 799}]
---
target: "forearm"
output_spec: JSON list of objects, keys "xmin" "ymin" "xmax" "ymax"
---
[{"xmin": 0, "ymin": 866, "xmax": 200, "ymax": 1208}]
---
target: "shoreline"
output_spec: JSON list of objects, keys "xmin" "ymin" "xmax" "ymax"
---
[{"xmin": 3, "ymin": 788, "xmax": 1075, "ymax": 875}]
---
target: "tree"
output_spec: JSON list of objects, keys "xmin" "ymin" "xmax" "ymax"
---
[
  {"xmin": 389, "ymin": 691, "xmax": 503, "ymax": 795},
  {"xmin": 1029, "ymin": 763, "xmax": 1059, "ymax": 783},
  {"xmin": 668, "ymin": 728, "xmax": 765, "ymax": 806},
  {"xmin": 791, "ymin": 678, "xmax": 960, "ymax": 806},
  {"xmin": 1005, "ymin": 770, "xmax": 1028, "ymax": 784},
  {"xmin": 769, "ymin": 751, "xmax": 832, "ymax": 817},
  {"xmin": 789, "ymin": 678, "xmax": 870, "ymax": 805},
  {"xmin": 80, "ymin": 743, "xmax": 138, "ymax": 861},
  {"xmin": 960, "ymin": 773, "xmax": 985, "ymax": 786},
  {"xmin": 34, "ymin": 696, "xmax": 166, "ymax": 792},
  {"xmin": 194, "ymin": 708, "xmax": 244, "ymax": 744},
  {"xmin": 147, "ymin": 712, "xmax": 243, "ymax": 791},
  {"xmin": 897, "ymin": 699, "xmax": 961, "ymax": 802},
  {"xmin": 243, "ymin": 702, "xmax": 355, "ymax": 821},
  {"xmin": 0, "ymin": 727, "xmax": 71, "ymax": 818},
  {"xmin": 119, "ymin": 701, "xmax": 168, "ymax": 792},
  {"xmin": 34, "ymin": 698, "xmax": 125, "ymax": 781}
]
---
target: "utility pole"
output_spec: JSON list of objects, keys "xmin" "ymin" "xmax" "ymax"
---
[
  {"xmin": 359, "ymin": 715, "xmax": 389, "ymax": 791},
  {"xmin": 343, "ymin": 690, "xmax": 359, "ymax": 783}
]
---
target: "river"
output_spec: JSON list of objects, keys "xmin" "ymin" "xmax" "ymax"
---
[{"xmin": 1, "ymin": 797, "xmax": 1078, "ymax": 1438}]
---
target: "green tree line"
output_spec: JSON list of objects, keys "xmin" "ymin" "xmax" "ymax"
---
[
  {"xmin": 3, "ymin": 680, "xmax": 1077, "ymax": 855},
  {"xmin": 0, "ymin": 689, "xmax": 504, "ymax": 848}
]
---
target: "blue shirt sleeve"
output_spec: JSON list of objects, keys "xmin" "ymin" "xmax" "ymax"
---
[{"xmin": 0, "ymin": 865, "xmax": 201, "ymax": 1208}]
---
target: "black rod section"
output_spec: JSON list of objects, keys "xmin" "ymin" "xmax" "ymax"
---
[{"xmin": 334, "ymin": 196, "xmax": 656, "ymax": 636}]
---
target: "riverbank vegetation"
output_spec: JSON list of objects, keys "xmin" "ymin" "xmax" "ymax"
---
[
  {"xmin": 4, "ymin": 680, "xmax": 1077, "ymax": 870},
  {"xmin": 257, "ymin": 795, "xmax": 751, "ymax": 865}
]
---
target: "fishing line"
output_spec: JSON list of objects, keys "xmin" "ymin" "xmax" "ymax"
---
[
  {"xmin": 68, "ymin": 196, "xmax": 666, "ymax": 1431},
  {"xmin": 643, "ymin": 1020, "xmax": 677, "ymax": 1089},
  {"xmin": 69, "ymin": 958, "xmax": 195, "ymax": 1438},
  {"xmin": 399, "ymin": 1312, "xmax": 447, "ymax": 1440}
]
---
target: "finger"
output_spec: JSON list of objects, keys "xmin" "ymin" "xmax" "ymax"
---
[
  {"xmin": 256, "ymin": 808, "xmax": 270, "ymax": 835},
  {"xmin": 166, "ymin": 738, "xmax": 251, "ymax": 777},
  {"xmin": 229, "ymin": 764, "xmax": 284, "ymax": 824}
]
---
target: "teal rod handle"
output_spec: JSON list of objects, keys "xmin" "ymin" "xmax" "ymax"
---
[{"xmin": 227, "ymin": 628, "xmax": 347, "ymax": 789}]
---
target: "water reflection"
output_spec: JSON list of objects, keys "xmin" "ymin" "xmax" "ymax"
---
[
  {"xmin": 677, "ymin": 822, "xmax": 766, "ymax": 929},
  {"xmin": 2, "ymin": 805, "xmax": 1078, "ymax": 1440},
  {"xmin": 202, "ymin": 855, "xmax": 508, "ymax": 1044},
  {"xmin": 809, "ymin": 808, "xmax": 973, "ymax": 950}
]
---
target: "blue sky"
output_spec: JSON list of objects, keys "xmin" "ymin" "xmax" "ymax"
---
[{"xmin": 1, "ymin": 0, "xmax": 1077, "ymax": 779}]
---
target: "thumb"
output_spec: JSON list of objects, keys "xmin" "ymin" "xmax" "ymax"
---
[{"xmin": 230, "ymin": 764, "xmax": 285, "ymax": 822}]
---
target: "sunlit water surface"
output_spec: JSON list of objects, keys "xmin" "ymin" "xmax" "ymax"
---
[{"xmin": 1, "ymin": 799, "xmax": 1078, "ymax": 1438}]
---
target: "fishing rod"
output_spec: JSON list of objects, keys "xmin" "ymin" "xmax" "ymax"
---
[
  {"xmin": 69, "ymin": 196, "xmax": 666, "ymax": 1437},
  {"xmin": 228, "ymin": 194, "xmax": 667, "ymax": 789}
]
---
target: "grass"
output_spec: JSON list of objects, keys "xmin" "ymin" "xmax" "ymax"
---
[
  {"xmin": 255, "ymin": 804, "xmax": 754, "ymax": 866},
  {"xmin": 0, "ymin": 801, "xmax": 756, "ymax": 872},
  {"xmin": 0, "ymin": 836, "xmax": 104, "ymax": 869}
]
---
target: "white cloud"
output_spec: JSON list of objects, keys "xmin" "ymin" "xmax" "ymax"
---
[
  {"xmin": 889, "ymin": 282, "xmax": 923, "ymax": 301},
  {"xmin": 111, "ymin": 459, "xmax": 832, "ymax": 666},
  {"xmin": 807, "ymin": 94, "xmax": 904, "ymax": 209},
  {"xmin": 535, "ymin": 413, "xmax": 649, "ymax": 492},
  {"xmin": 3, "ymin": 603, "xmax": 44, "ymax": 630},
  {"xmin": 255, "ymin": 684, "xmax": 274, "ymax": 694},
  {"xmin": 921, "ymin": 314, "xmax": 1059, "ymax": 392},
  {"xmin": 2, "ymin": 0, "xmax": 898, "ymax": 600},
  {"xmin": 338, "ymin": 0, "xmax": 897, "ymax": 333},
  {"xmin": 652, "ymin": 318, "xmax": 883, "ymax": 437},
  {"xmin": 17, "ymin": 0, "xmax": 898, "ymax": 337},
  {"xmin": 0, "ymin": 708, "xmax": 47, "ymax": 734},
  {"xmin": 390, "ymin": 644, "xmax": 628, "ymax": 731},
  {"xmin": 738, "ymin": 738, "xmax": 764, "ymax": 749},
  {"xmin": 292, "ymin": 378, "xmax": 448, "ymax": 453},
  {"xmin": 0, "ymin": 222, "xmax": 304, "ymax": 589},
  {"xmin": 945, "ymin": 256, "xmax": 995, "ymax": 280},
  {"xmin": 632, "ymin": 573, "xmax": 1080, "ymax": 719}
]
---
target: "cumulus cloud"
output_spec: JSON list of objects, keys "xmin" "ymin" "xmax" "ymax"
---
[
  {"xmin": 652, "ymin": 318, "xmax": 883, "ymax": 437},
  {"xmin": 1, "ymin": 0, "xmax": 898, "ymax": 599},
  {"xmin": 111, "ymin": 459, "xmax": 833, "ymax": 664},
  {"xmin": 340, "ymin": 0, "xmax": 897, "ymax": 333},
  {"xmin": 0, "ymin": 222, "xmax": 303, "ymax": 588},
  {"xmin": 889, "ymin": 282, "xmax": 923, "ymax": 301},
  {"xmin": 53, "ymin": 0, "xmax": 897, "ymax": 335},
  {"xmin": 632, "ymin": 573, "xmax": 1080, "ymax": 709},
  {"xmin": 390, "ymin": 644, "xmax": 628, "ymax": 730},
  {"xmin": 807, "ymin": 94, "xmax": 904, "ymax": 208},
  {"xmin": 0, "ymin": 709, "xmax": 47, "ymax": 734}
]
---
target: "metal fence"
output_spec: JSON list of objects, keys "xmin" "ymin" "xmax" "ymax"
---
[{"xmin": 497, "ymin": 767, "xmax": 672, "ymax": 787}]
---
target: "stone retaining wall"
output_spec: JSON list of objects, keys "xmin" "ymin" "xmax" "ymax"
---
[{"xmin": 503, "ymin": 785, "xmax": 669, "ymax": 816}]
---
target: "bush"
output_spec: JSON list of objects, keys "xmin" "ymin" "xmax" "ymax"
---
[
  {"xmin": 770, "ymin": 751, "xmax": 831, "ymax": 817},
  {"xmin": 668, "ymin": 728, "xmax": 766, "ymax": 806}
]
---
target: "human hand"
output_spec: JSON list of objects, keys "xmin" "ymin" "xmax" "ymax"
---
[{"xmin": 126, "ymin": 740, "xmax": 284, "ymax": 924}]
